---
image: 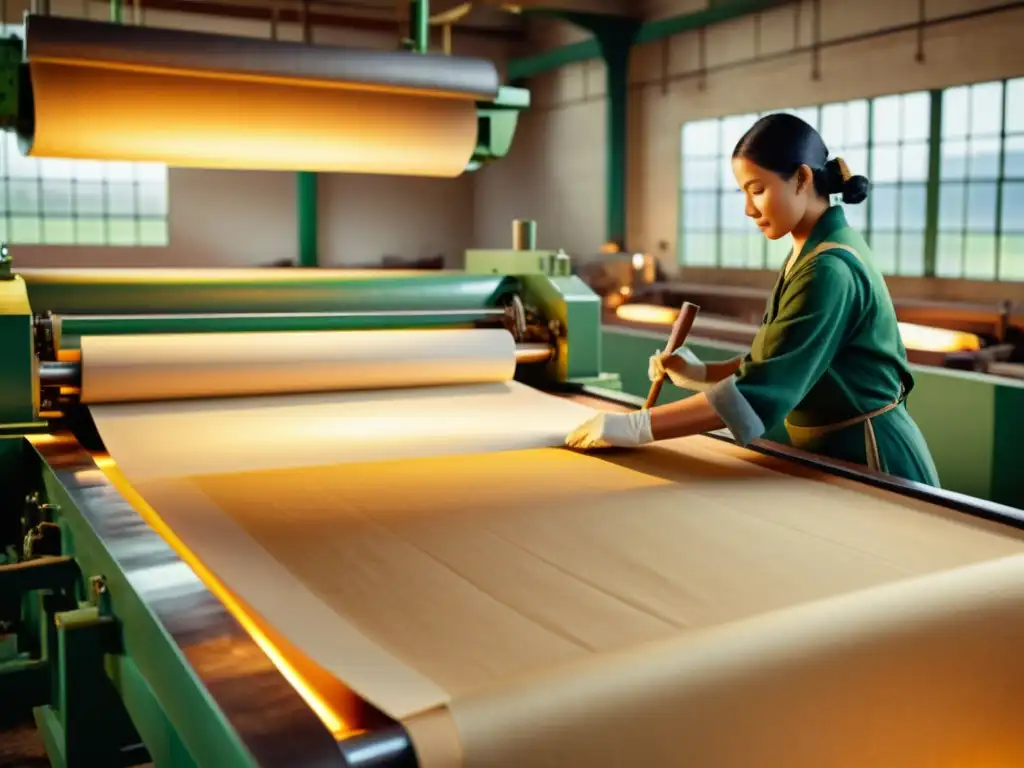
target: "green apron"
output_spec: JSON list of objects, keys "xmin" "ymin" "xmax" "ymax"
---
[{"xmin": 706, "ymin": 206, "xmax": 941, "ymax": 487}]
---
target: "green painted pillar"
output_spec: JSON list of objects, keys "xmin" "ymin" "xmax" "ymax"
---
[
  {"xmin": 297, "ymin": 172, "xmax": 318, "ymax": 267},
  {"xmin": 410, "ymin": 0, "xmax": 430, "ymax": 53},
  {"xmin": 109, "ymin": 0, "xmax": 123, "ymax": 23},
  {"xmin": 598, "ymin": 38, "xmax": 632, "ymax": 249},
  {"xmin": 550, "ymin": 12, "xmax": 639, "ymax": 250}
]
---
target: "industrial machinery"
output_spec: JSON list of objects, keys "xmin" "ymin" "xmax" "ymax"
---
[{"xmin": 3, "ymin": 11, "xmax": 1024, "ymax": 768}]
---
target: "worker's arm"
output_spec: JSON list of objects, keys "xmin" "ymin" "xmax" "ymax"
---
[
  {"xmin": 566, "ymin": 256, "xmax": 856, "ymax": 450},
  {"xmin": 649, "ymin": 348, "xmax": 742, "ymax": 391},
  {"xmin": 699, "ymin": 255, "xmax": 857, "ymax": 445}
]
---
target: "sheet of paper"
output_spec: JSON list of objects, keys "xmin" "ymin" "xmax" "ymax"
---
[{"xmin": 84, "ymin": 329, "xmax": 1024, "ymax": 768}]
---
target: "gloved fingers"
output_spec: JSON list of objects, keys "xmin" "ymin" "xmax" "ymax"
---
[
  {"xmin": 647, "ymin": 351, "xmax": 667, "ymax": 382},
  {"xmin": 564, "ymin": 415, "xmax": 611, "ymax": 450}
]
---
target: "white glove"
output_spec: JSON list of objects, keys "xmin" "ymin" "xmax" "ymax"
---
[
  {"xmin": 648, "ymin": 346, "xmax": 707, "ymax": 388},
  {"xmin": 564, "ymin": 411, "xmax": 653, "ymax": 450}
]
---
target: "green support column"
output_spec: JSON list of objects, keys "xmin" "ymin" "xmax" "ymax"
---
[
  {"xmin": 410, "ymin": 0, "xmax": 430, "ymax": 53},
  {"xmin": 599, "ymin": 38, "xmax": 633, "ymax": 249},
  {"xmin": 109, "ymin": 0, "xmax": 122, "ymax": 23},
  {"xmin": 296, "ymin": 5, "xmax": 319, "ymax": 268},
  {"xmin": 296, "ymin": 172, "xmax": 318, "ymax": 267}
]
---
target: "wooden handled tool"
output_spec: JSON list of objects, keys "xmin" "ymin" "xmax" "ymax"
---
[{"xmin": 643, "ymin": 301, "xmax": 701, "ymax": 410}]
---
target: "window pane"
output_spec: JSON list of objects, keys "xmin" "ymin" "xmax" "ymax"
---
[
  {"xmin": 900, "ymin": 184, "xmax": 927, "ymax": 231},
  {"xmin": 897, "ymin": 232, "xmax": 925, "ymax": 277},
  {"xmin": 765, "ymin": 235, "xmax": 792, "ymax": 268},
  {"xmin": 683, "ymin": 192, "xmax": 718, "ymax": 230},
  {"xmin": 900, "ymin": 142, "xmax": 928, "ymax": 182},
  {"xmin": 871, "ymin": 145, "xmax": 900, "ymax": 183},
  {"xmin": 41, "ymin": 179, "xmax": 73, "ymax": 217},
  {"xmin": 75, "ymin": 182, "xmax": 105, "ymax": 216},
  {"xmin": 10, "ymin": 217, "xmax": 41, "ymax": 243},
  {"xmin": 138, "ymin": 182, "xmax": 168, "ymax": 217},
  {"xmin": 873, "ymin": 95, "xmax": 901, "ymax": 143},
  {"xmin": 38, "ymin": 157, "xmax": 73, "ymax": 180},
  {"xmin": 1007, "ymin": 77, "xmax": 1024, "ymax": 134},
  {"xmin": 970, "ymin": 81, "xmax": 1003, "ymax": 137},
  {"xmin": 936, "ymin": 233, "xmax": 963, "ymax": 277},
  {"xmin": 843, "ymin": 148, "xmax": 868, "ymax": 180},
  {"xmin": 942, "ymin": 86, "xmax": 969, "ymax": 139},
  {"xmin": 843, "ymin": 201, "xmax": 867, "ymax": 231},
  {"xmin": 106, "ymin": 181, "xmax": 136, "ymax": 217},
  {"xmin": 719, "ymin": 190, "xmax": 748, "ymax": 231},
  {"xmin": 871, "ymin": 184, "xmax": 899, "ymax": 231},
  {"xmin": 901, "ymin": 92, "xmax": 930, "ymax": 142},
  {"xmin": 721, "ymin": 114, "xmax": 757, "ymax": 155},
  {"xmin": 684, "ymin": 158, "xmax": 719, "ymax": 190},
  {"xmin": 8, "ymin": 180, "xmax": 39, "ymax": 215},
  {"xmin": 964, "ymin": 234, "xmax": 996, "ymax": 279},
  {"xmin": 821, "ymin": 103, "xmax": 847, "ymax": 146},
  {"xmin": 940, "ymin": 140, "xmax": 968, "ymax": 180},
  {"xmin": 965, "ymin": 182, "xmax": 997, "ymax": 231},
  {"xmin": 76, "ymin": 218, "xmax": 106, "ymax": 245},
  {"xmin": 681, "ymin": 231, "xmax": 717, "ymax": 266},
  {"xmin": 1002, "ymin": 181, "xmax": 1024, "ymax": 233},
  {"xmin": 968, "ymin": 137, "xmax": 1001, "ymax": 180},
  {"xmin": 1004, "ymin": 135, "xmax": 1024, "ymax": 178},
  {"xmin": 743, "ymin": 231, "xmax": 764, "ymax": 269},
  {"xmin": 108, "ymin": 218, "xmax": 138, "ymax": 246},
  {"xmin": 720, "ymin": 231, "xmax": 751, "ymax": 268},
  {"xmin": 870, "ymin": 232, "xmax": 897, "ymax": 274},
  {"xmin": 939, "ymin": 182, "xmax": 966, "ymax": 232},
  {"xmin": 845, "ymin": 101, "xmax": 869, "ymax": 146},
  {"xmin": 139, "ymin": 219, "xmax": 170, "ymax": 247},
  {"xmin": 42, "ymin": 218, "xmax": 76, "ymax": 245},
  {"xmin": 105, "ymin": 161, "xmax": 135, "ymax": 183},
  {"xmin": 1000, "ymin": 233, "xmax": 1024, "ymax": 280},
  {"xmin": 682, "ymin": 120, "xmax": 720, "ymax": 157}
]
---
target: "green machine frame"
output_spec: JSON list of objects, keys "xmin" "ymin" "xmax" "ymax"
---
[{"xmin": 0, "ymin": 245, "xmax": 622, "ymax": 767}]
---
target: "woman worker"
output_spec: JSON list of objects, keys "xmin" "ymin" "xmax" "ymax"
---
[{"xmin": 565, "ymin": 113, "xmax": 940, "ymax": 486}]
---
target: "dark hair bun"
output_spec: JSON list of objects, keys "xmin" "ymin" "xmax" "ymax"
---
[
  {"xmin": 842, "ymin": 174, "xmax": 869, "ymax": 205},
  {"xmin": 824, "ymin": 158, "xmax": 869, "ymax": 205}
]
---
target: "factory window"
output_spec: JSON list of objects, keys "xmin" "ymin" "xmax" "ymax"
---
[
  {"xmin": 939, "ymin": 80, "xmax": 1003, "ymax": 279},
  {"xmin": 681, "ymin": 81, "xmax": 1024, "ymax": 282},
  {"xmin": 0, "ymin": 23, "xmax": 170, "ymax": 248},
  {"xmin": 868, "ymin": 91, "xmax": 930, "ymax": 277}
]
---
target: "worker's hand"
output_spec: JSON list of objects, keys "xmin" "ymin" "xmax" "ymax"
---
[
  {"xmin": 564, "ymin": 411, "xmax": 653, "ymax": 450},
  {"xmin": 648, "ymin": 346, "xmax": 707, "ymax": 388}
]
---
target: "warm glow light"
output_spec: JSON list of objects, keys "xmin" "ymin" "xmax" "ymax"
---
[
  {"xmin": 631, "ymin": 253, "xmax": 645, "ymax": 270},
  {"xmin": 616, "ymin": 303, "xmax": 984, "ymax": 354},
  {"xmin": 88, "ymin": 452, "xmax": 354, "ymax": 739},
  {"xmin": 897, "ymin": 322, "xmax": 981, "ymax": 353},
  {"xmin": 615, "ymin": 303, "xmax": 679, "ymax": 326},
  {"xmin": 600, "ymin": 241, "xmax": 621, "ymax": 254}
]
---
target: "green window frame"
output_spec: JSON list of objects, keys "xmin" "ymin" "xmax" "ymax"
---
[{"xmin": 679, "ymin": 76, "xmax": 1024, "ymax": 282}]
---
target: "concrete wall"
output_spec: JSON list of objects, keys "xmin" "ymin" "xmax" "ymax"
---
[
  {"xmin": 474, "ymin": 0, "xmax": 1024, "ymax": 301},
  {"xmin": 8, "ymin": 0, "xmax": 516, "ymax": 269}
]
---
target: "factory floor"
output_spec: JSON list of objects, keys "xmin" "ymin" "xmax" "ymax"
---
[
  {"xmin": 0, "ymin": 718, "xmax": 153, "ymax": 768},
  {"xmin": 0, "ymin": 718, "xmax": 48, "ymax": 767}
]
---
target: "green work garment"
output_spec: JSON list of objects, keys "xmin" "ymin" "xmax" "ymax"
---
[{"xmin": 705, "ymin": 205, "xmax": 940, "ymax": 487}]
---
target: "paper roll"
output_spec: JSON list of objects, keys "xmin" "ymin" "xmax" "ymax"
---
[
  {"xmin": 80, "ymin": 328, "xmax": 517, "ymax": 404},
  {"xmin": 24, "ymin": 60, "xmax": 480, "ymax": 176},
  {"xmin": 24, "ymin": 15, "xmax": 502, "ymax": 101}
]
